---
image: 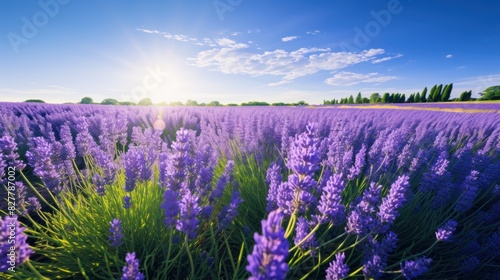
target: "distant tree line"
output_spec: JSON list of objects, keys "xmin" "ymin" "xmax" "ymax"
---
[{"xmin": 323, "ymin": 84, "xmax": 500, "ymax": 105}]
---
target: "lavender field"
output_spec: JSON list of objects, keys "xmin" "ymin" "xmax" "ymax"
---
[{"xmin": 1, "ymin": 102, "xmax": 499, "ymax": 279}]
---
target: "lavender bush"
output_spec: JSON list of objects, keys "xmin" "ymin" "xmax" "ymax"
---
[{"xmin": 0, "ymin": 102, "xmax": 499, "ymax": 279}]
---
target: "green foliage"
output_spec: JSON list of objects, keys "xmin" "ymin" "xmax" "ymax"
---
[
  {"xmin": 369, "ymin": 93, "xmax": 380, "ymax": 103},
  {"xmin": 80, "ymin": 97, "xmax": 94, "ymax": 104},
  {"xmin": 24, "ymin": 99, "xmax": 45, "ymax": 103},
  {"xmin": 185, "ymin": 99, "xmax": 198, "ymax": 106},
  {"xmin": 168, "ymin": 101, "xmax": 184, "ymax": 106},
  {"xmin": 458, "ymin": 90, "xmax": 472, "ymax": 101},
  {"xmin": 441, "ymin": 83, "xmax": 453, "ymax": 101},
  {"xmin": 421, "ymin": 87, "xmax": 427, "ymax": 102},
  {"xmin": 208, "ymin": 101, "xmax": 221, "ymax": 106},
  {"xmin": 348, "ymin": 95, "xmax": 354, "ymax": 104},
  {"xmin": 355, "ymin": 92, "xmax": 362, "ymax": 104},
  {"xmin": 479, "ymin": 85, "xmax": 500, "ymax": 100},
  {"xmin": 101, "ymin": 98, "xmax": 120, "ymax": 105},
  {"xmin": 240, "ymin": 101, "xmax": 270, "ymax": 106},
  {"xmin": 415, "ymin": 92, "xmax": 421, "ymax": 102}
]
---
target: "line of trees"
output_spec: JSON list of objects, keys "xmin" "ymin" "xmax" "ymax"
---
[{"xmin": 324, "ymin": 83, "xmax": 459, "ymax": 105}]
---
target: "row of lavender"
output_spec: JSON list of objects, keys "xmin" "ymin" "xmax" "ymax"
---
[{"xmin": 1, "ymin": 102, "xmax": 499, "ymax": 279}]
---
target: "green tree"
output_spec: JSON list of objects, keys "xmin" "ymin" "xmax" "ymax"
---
[
  {"xmin": 362, "ymin": 97, "xmax": 370, "ymax": 103},
  {"xmin": 101, "ymin": 98, "xmax": 119, "ymax": 105},
  {"xmin": 428, "ymin": 85, "xmax": 437, "ymax": 102},
  {"xmin": 370, "ymin": 93, "xmax": 380, "ymax": 103},
  {"xmin": 138, "ymin": 98, "xmax": 153, "ymax": 106},
  {"xmin": 415, "ymin": 92, "xmax": 421, "ymax": 103},
  {"xmin": 24, "ymin": 99, "xmax": 45, "ymax": 103},
  {"xmin": 226, "ymin": 103, "xmax": 239, "ymax": 106},
  {"xmin": 80, "ymin": 97, "xmax": 93, "ymax": 104},
  {"xmin": 355, "ymin": 92, "xmax": 362, "ymax": 104},
  {"xmin": 441, "ymin": 83, "xmax": 453, "ymax": 101},
  {"xmin": 295, "ymin": 101, "xmax": 308, "ymax": 106},
  {"xmin": 434, "ymin": 84, "xmax": 443, "ymax": 102},
  {"xmin": 348, "ymin": 95, "xmax": 354, "ymax": 104},
  {"xmin": 185, "ymin": 99, "xmax": 198, "ymax": 106},
  {"xmin": 458, "ymin": 90, "xmax": 472, "ymax": 101},
  {"xmin": 407, "ymin": 94, "xmax": 415, "ymax": 103},
  {"xmin": 382, "ymin": 92, "xmax": 391, "ymax": 103},
  {"xmin": 208, "ymin": 101, "xmax": 221, "ymax": 106},
  {"xmin": 479, "ymin": 86, "xmax": 500, "ymax": 100},
  {"xmin": 120, "ymin": 101, "xmax": 135, "ymax": 106},
  {"xmin": 421, "ymin": 87, "xmax": 427, "ymax": 102}
]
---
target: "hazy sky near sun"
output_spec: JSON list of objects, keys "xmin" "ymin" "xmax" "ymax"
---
[{"xmin": 1, "ymin": 0, "xmax": 500, "ymax": 104}]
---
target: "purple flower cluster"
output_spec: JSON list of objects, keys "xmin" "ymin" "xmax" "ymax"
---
[
  {"xmin": 176, "ymin": 190, "xmax": 201, "ymax": 240},
  {"xmin": 435, "ymin": 219, "xmax": 458, "ymax": 242},
  {"xmin": 26, "ymin": 137, "xmax": 62, "ymax": 194},
  {"xmin": 294, "ymin": 217, "xmax": 318, "ymax": 251},
  {"xmin": 0, "ymin": 135, "xmax": 25, "ymax": 170},
  {"xmin": 325, "ymin": 252, "xmax": 349, "ymax": 280},
  {"xmin": 123, "ymin": 147, "xmax": 154, "ymax": 192},
  {"xmin": 121, "ymin": 252, "xmax": 145, "ymax": 280},
  {"xmin": 0, "ymin": 216, "xmax": 33, "ymax": 272},
  {"xmin": 377, "ymin": 175, "xmax": 410, "ymax": 226},
  {"xmin": 218, "ymin": 190, "xmax": 243, "ymax": 230},
  {"xmin": 109, "ymin": 218, "xmax": 123, "ymax": 247},
  {"xmin": 317, "ymin": 174, "xmax": 346, "ymax": 225},
  {"xmin": 247, "ymin": 210, "xmax": 289, "ymax": 280},
  {"xmin": 400, "ymin": 256, "xmax": 432, "ymax": 279},
  {"xmin": 346, "ymin": 183, "xmax": 381, "ymax": 236}
]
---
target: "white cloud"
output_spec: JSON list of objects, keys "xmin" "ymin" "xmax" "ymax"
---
[
  {"xmin": 307, "ymin": 30, "xmax": 320, "ymax": 35},
  {"xmin": 136, "ymin": 28, "xmax": 206, "ymax": 45},
  {"xmin": 282, "ymin": 36, "xmax": 299, "ymax": 42},
  {"xmin": 446, "ymin": 54, "xmax": 453, "ymax": 58},
  {"xmin": 372, "ymin": 54, "xmax": 403, "ymax": 64},
  {"xmin": 189, "ymin": 39, "xmax": 393, "ymax": 85},
  {"xmin": 324, "ymin": 71, "xmax": 397, "ymax": 86}
]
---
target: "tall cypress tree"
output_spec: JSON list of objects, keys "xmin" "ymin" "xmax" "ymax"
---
[
  {"xmin": 441, "ymin": 83, "xmax": 453, "ymax": 101},
  {"xmin": 415, "ymin": 92, "xmax": 421, "ymax": 102},
  {"xmin": 421, "ymin": 87, "xmax": 427, "ymax": 102},
  {"xmin": 435, "ymin": 84, "xmax": 443, "ymax": 102},
  {"xmin": 348, "ymin": 95, "xmax": 354, "ymax": 104},
  {"xmin": 355, "ymin": 92, "xmax": 362, "ymax": 104},
  {"xmin": 429, "ymin": 85, "xmax": 437, "ymax": 102}
]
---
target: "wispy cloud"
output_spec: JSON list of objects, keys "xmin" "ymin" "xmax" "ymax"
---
[
  {"xmin": 139, "ymin": 27, "xmax": 401, "ymax": 87},
  {"xmin": 282, "ymin": 36, "xmax": 299, "ymax": 42},
  {"xmin": 446, "ymin": 54, "xmax": 453, "ymax": 58},
  {"xmin": 307, "ymin": 30, "xmax": 320, "ymax": 35},
  {"xmin": 372, "ymin": 54, "xmax": 403, "ymax": 64},
  {"xmin": 136, "ymin": 28, "xmax": 210, "ymax": 45},
  {"xmin": 324, "ymin": 71, "xmax": 397, "ymax": 86}
]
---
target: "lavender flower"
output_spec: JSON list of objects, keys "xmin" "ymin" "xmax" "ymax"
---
[
  {"xmin": 26, "ymin": 197, "xmax": 41, "ymax": 213},
  {"xmin": 162, "ymin": 189, "xmax": 179, "ymax": 229},
  {"xmin": 0, "ymin": 135, "xmax": 25, "ymax": 170},
  {"xmin": 26, "ymin": 137, "xmax": 62, "ymax": 194},
  {"xmin": 0, "ymin": 216, "xmax": 33, "ymax": 272},
  {"xmin": 93, "ymin": 173, "xmax": 106, "ymax": 196},
  {"xmin": 348, "ymin": 144, "xmax": 366, "ymax": 180},
  {"xmin": 454, "ymin": 170, "xmax": 479, "ymax": 213},
  {"xmin": 123, "ymin": 147, "xmax": 152, "ymax": 192},
  {"xmin": 435, "ymin": 219, "xmax": 458, "ymax": 242},
  {"xmin": 400, "ymin": 257, "xmax": 432, "ymax": 279},
  {"xmin": 209, "ymin": 160, "xmax": 234, "ymax": 203},
  {"xmin": 377, "ymin": 175, "xmax": 409, "ymax": 226},
  {"xmin": 218, "ymin": 191, "xmax": 243, "ymax": 230},
  {"xmin": 294, "ymin": 217, "xmax": 318, "ymax": 251},
  {"xmin": 121, "ymin": 252, "xmax": 145, "ymax": 280},
  {"xmin": 176, "ymin": 189, "xmax": 201, "ymax": 240},
  {"xmin": 160, "ymin": 128, "xmax": 194, "ymax": 191},
  {"xmin": 325, "ymin": 252, "xmax": 349, "ymax": 280},
  {"xmin": 266, "ymin": 162, "xmax": 283, "ymax": 212},
  {"xmin": 246, "ymin": 210, "xmax": 289, "ymax": 280},
  {"xmin": 317, "ymin": 174, "xmax": 346, "ymax": 225},
  {"xmin": 346, "ymin": 183, "xmax": 381, "ymax": 236},
  {"xmin": 75, "ymin": 117, "xmax": 97, "ymax": 157},
  {"xmin": 109, "ymin": 218, "xmax": 123, "ymax": 247},
  {"xmin": 91, "ymin": 147, "xmax": 117, "ymax": 185},
  {"xmin": 123, "ymin": 195, "xmax": 132, "ymax": 209}
]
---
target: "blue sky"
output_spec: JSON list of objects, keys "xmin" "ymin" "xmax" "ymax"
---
[{"xmin": 1, "ymin": 0, "xmax": 499, "ymax": 105}]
